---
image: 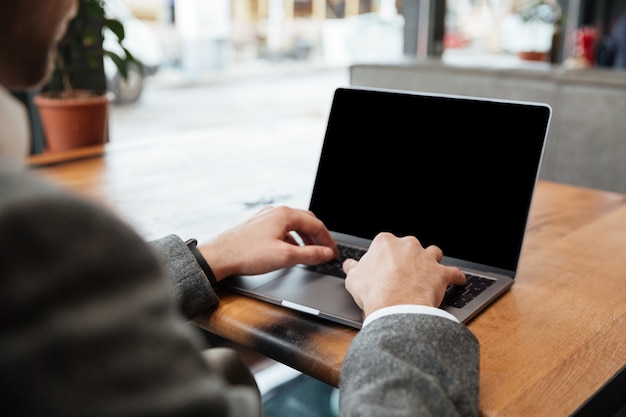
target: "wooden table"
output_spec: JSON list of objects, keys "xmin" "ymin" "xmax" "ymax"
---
[{"xmin": 31, "ymin": 138, "xmax": 626, "ymax": 417}]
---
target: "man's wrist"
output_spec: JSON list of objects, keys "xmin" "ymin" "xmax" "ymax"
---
[
  {"xmin": 362, "ymin": 305, "xmax": 459, "ymax": 328},
  {"xmin": 185, "ymin": 238, "xmax": 219, "ymax": 287}
]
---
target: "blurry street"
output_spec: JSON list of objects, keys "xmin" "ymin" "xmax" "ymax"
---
[{"xmin": 109, "ymin": 66, "xmax": 349, "ymax": 144}]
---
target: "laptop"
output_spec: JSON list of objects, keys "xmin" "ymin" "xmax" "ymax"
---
[{"xmin": 223, "ymin": 86, "xmax": 552, "ymax": 329}]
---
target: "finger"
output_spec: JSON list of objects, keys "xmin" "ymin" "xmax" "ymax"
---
[
  {"xmin": 343, "ymin": 258, "xmax": 358, "ymax": 275},
  {"xmin": 288, "ymin": 213, "xmax": 338, "ymax": 255},
  {"xmin": 292, "ymin": 220, "xmax": 336, "ymax": 247},
  {"xmin": 295, "ymin": 231, "xmax": 315, "ymax": 246},
  {"xmin": 447, "ymin": 266, "xmax": 467, "ymax": 286},
  {"xmin": 287, "ymin": 243, "xmax": 335, "ymax": 265},
  {"xmin": 286, "ymin": 231, "xmax": 330, "ymax": 252},
  {"xmin": 285, "ymin": 231, "xmax": 302, "ymax": 246},
  {"xmin": 424, "ymin": 244, "xmax": 443, "ymax": 262}
]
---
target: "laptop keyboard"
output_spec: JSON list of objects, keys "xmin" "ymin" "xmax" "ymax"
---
[
  {"xmin": 441, "ymin": 274, "xmax": 494, "ymax": 308},
  {"xmin": 306, "ymin": 244, "xmax": 366, "ymax": 278},
  {"xmin": 306, "ymin": 244, "xmax": 494, "ymax": 309}
]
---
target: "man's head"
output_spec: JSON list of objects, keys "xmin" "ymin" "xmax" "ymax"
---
[{"xmin": 0, "ymin": 0, "xmax": 78, "ymax": 91}]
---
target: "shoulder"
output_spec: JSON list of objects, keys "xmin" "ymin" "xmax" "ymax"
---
[
  {"xmin": 0, "ymin": 166, "xmax": 59, "ymax": 202},
  {"xmin": 1, "ymin": 168, "xmax": 133, "ymax": 236},
  {"xmin": 0, "ymin": 167, "xmax": 162, "ymax": 288},
  {"xmin": 0, "ymin": 167, "xmax": 96, "ymax": 218}
]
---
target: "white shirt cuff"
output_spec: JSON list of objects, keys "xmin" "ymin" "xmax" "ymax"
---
[{"xmin": 362, "ymin": 304, "xmax": 460, "ymax": 328}]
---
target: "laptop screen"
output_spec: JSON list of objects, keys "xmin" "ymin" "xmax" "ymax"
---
[{"xmin": 309, "ymin": 87, "xmax": 551, "ymax": 274}]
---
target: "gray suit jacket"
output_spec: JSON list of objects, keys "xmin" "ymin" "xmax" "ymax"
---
[{"xmin": 0, "ymin": 166, "xmax": 479, "ymax": 417}]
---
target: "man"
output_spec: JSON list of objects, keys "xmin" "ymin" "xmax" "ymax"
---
[{"xmin": 0, "ymin": 1, "xmax": 479, "ymax": 416}]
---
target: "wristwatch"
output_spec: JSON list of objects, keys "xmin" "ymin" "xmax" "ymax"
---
[{"xmin": 185, "ymin": 238, "xmax": 218, "ymax": 287}]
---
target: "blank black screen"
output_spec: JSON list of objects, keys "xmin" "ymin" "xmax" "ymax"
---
[{"xmin": 308, "ymin": 87, "xmax": 551, "ymax": 273}]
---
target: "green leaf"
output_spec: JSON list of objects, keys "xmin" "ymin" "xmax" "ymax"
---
[
  {"xmin": 104, "ymin": 50, "xmax": 129, "ymax": 79},
  {"xmin": 103, "ymin": 18, "xmax": 126, "ymax": 42}
]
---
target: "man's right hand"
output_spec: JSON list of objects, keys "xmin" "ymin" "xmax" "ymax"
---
[{"xmin": 342, "ymin": 232, "xmax": 466, "ymax": 319}]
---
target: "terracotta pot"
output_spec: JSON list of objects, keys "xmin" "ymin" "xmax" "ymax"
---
[{"xmin": 34, "ymin": 91, "xmax": 111, "ymax": 152}]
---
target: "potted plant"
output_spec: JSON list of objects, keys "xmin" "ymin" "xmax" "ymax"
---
[
  {"xmin": 513, "ymin": 0, "xmax": 562, "ymax": 61},
  {"xmin": 34, "ymin": 0, "xmax": 138, "ymax": 152}
]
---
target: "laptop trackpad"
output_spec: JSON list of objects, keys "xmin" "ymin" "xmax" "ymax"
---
[{"xmin": 255, "ymin": 268, "xmax": 364, "ymax": 324}]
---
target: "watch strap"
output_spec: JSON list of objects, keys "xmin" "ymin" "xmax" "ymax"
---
[{"xmin": 185, "ymin": 238, "xmax": 218, "ymax": 287}]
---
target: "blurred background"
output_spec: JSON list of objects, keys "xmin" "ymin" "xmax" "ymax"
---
[{"xmin": 106, "ymin": 0, "xmax": 626, "ymax": 105}]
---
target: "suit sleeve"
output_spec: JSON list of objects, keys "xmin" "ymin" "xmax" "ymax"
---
[
  {"xmin": 339, "ymin": 314, "xmax": 480, "ymax": 417},
  {"xmin": 0, "ymin": 172, "xmax": 261, "ymax": 417},
  {"xmin": 149, "ymin": 234, "xmax": 218, "ymax": 319}
]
